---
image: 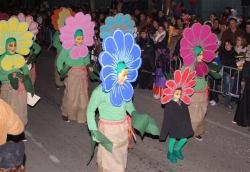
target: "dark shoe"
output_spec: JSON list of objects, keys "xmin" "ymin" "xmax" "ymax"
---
[
  {"xmin": 55, "ymin": 84, "xmax": 60, "ymax": 90},
  {"xmin": 195, "ymin": 135, "xmax": 202, "ymax": 141},
  {"xmin": 227, "ymin": 105, "xmax": 234, "ymax": 109},
  {"xmin": 167, "ymin": 151, "xmax": 177, "ymax": 163},
  {"xmin": 62, "ymin": 115, "xmax": 70, "ymax": 122},
  {"xmin": 22, "ymin": 137, "xmax": 27, "ymax": 142},
  {"xmin": 173, "ymin": 150, "xmax": 184, "ymax": 160}
]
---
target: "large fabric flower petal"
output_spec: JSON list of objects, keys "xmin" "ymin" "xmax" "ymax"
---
[
  {"xmin": 194, "ymin": 62, "xmax": 209, "ymax": 78},
  {"xmin": 101, "ymin": 67, "xmax": 117, "ymax": 92},
  {"xmin": 70, "ymin": 46, "xmax": 80, "ymax": 59},
  {"xmin": 127, "ymin": 69, "xmax": 138, "ymax": 82},
  {"xmin": 99, "ymin": 51, "xmax": 117, "ymax": 67},
  {"xmin": 182, "ymin": 95, "xmax": 191, "ymax": 105},
  {"xmin": 78, "ymin": 45, "xmax": 88, "ymax": 57},
  {"xmin": 120, "ymin": 81, "xmax": 133, "ymax": 101},
  {"xmin": 110, "ymin": 85, "xmax": 123, "ymax": 107}
]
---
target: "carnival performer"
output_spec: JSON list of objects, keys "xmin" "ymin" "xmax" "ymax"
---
[
  {"xmin": 87, "ymin": 13, "xmax": 159, "ymax": 172},
  {"xmin": 52, "ymin": 7, "xmax": 75, "ymax": 89},
  {"xmin": 11, "ymin": 13, "xmax": 41, "ymax": 85},
  {"xmin": 160, "ymin": 68, "xmax": 196, "ymax": 163},
  {"xmin": 57, "ymin": 12, "xmax": 94, "ymax": 123},
  {"xmin": 0, "ymin": 17, "xmax": 34, "ymax": 127},
  {"xmin": 180, "ymin": 23, "xmax": 219, "ymax": 141}
]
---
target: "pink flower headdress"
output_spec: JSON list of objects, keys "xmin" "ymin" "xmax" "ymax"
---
[
  {"xmin": 180, "ymin": 23, "xmax": 218, "ymax": 78},
  {"xmin": 11, "ymin": 13, "xmax": 38, "ymax": 40},
  {"xmin": 161, "ymin": 68, "xmax": 196, "ymax": 105},
  {"xmin": 59, "ymin": 12, "xmax": 94, "ymax": 59}
]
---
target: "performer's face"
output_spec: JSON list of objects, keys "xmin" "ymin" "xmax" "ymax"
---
[
  {"xmin": 75, "ymin": 36, "xmax": 83, "ymax": 46},
  {"xmin": 7, "ymin": 42, "xmax": 17, "ymax": 54},
  {"xmin": 173, "ymin": 89, "xmax": 182, "ymax": 101},
  {"xmin": 117, "ymin": 69, "xmax": 128, "ymax": 85},
  {"xmin": 197, "ymin": 51, "xmax": 204, "ymax": 62}
]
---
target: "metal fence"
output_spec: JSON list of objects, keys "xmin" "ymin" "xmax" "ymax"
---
[{"xmin": 43, "ymin": 28, "xmax": 53, "ymax": 51}]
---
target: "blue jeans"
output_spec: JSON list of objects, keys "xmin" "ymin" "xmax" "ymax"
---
[{"xmin": 223, "ymin": 72, "xmax": 234, "ymax": 107}]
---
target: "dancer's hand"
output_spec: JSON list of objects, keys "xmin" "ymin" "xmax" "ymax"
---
[{"xmin": 88, "ymin": 67, "xmax": 94, "ymax": 72}]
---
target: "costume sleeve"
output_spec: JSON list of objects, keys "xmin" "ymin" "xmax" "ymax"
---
[
  {"xmin": 125, "ymin": 101, "xmax": 136, "ymax": 115},
  {"xmin": 159, "ymin": 103, "xmax": 171, "ymax": 141},
  {"xmin": 52, "ymin": 31, "xmax": 62, "ymax": 52},
  {"xmin": 57, "ymin": 49, "xmax": 67, "ymax": 72},
  {"xmin": 83, "ymin": 53, "xmax": 90, "ymax": 66},
  {"xmin": 21, "ymin": 63, "xmax": 30, "ymax": 76},
  {"xmin": 32, "ymin": 41, "xmax": 41, "ymax": 55},
  {"xmin": 87, "ymin": 86, "xmax": 102, "ymax": 133},
  {"xmin": 2, "ymin": 100, "xmax": 24, "ymax": 135},
  {"xmin": 0, "ymin": 68, "xmax": 8, "ymax": 81}
]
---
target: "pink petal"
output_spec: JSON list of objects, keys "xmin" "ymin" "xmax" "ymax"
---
[
  {"xmin": 183, "ymin": 28, "xmax": 196, "ymax": 45},
  {"xmin": 29, "ymin": 22, "xmax": 38, "ymax": 30},
  {"xmin": 183, "ymin": 54, "xmax": 195, "ymax": 66},
  {"xmin": 201, "ymin": 34, "xmax": 217, "ymax": 47},
  {"xmin": 62, "ymin": 40, "xmax": 74, "ymax": 50},
  {"xmin": 84, "ymin": 30, "xmax": 94, "ymax": 38},
  {"xmin": 83, "ymin": 37, "xmax": 93, "ymax": 46},
  {"xmin": 181, "ymin": 95, "xmax": 191, "ymax": 105},
  {"xmin": 83, "ymin": 14, "xmax": 91, "ymax": 25},
  {"xmin": 194, "ymin": 62, "xmax": 208, "ymax": 78},
  {"xmin": 60, "ymin": 34, "xmax": 73, "ymax": 41},
  {"xmin": 180, "ymin": 48, "xmax": 193, "ymax": 57},
  {"xmin": 180, "ymin": 68, "xmax": 190, "ymax": 86},
  {"xmin": 65, "ymin": 16, "xmax": 77, "ymax": 30},
  {"xmin": 17, "ymin": 13, "xmax": 25, "ymax": 22},
  {"xmin": 184, "ymin": 70, "xmax": 196, "ymax": 86},
  {"xmin": 203, "ymin": 50, "xmax": 215, "ymax": 62},
  {"xmin": 163, "ymin": 88, "xmax": 174, "ymax": 95},
  {"xmin": 75, "ymin": 12, "xmax": 85, "ymax": 28},
  {"xmin": 26, "ymin": 16, "xmax": 33, "ymax": 25},
  {"xmin": 70, "ymin": 46, "xmax": 80, "ymax": 59},
  {"xmin": 161, "ymin": 95, "xmax": 172, "ymax": 104},
  {"xmin": 182, "ymin": 88, "xmax": 194, "ymax": 95},
  {"xmin": 82, "ymin": 22, "xmax": 95, "ymax": 37},
  {"xmin": 180, "ymin": 38, "xmax": 195, "ymax": 49},
  {"xmin": 199, "ymin": 25, "xmax": 212, "ymax": 44},
  {"xmin": 174, "ymin": 70, "xmax": 181, "ymax": 86},
  {"xmin": 31, "ymin": 29, "xmax": 38, "ymax": 37},
  {"xmin": 192, "ymin": 23, "xmax": 203, "ymax": 45},
  {"xmin": 78, "ymin": 45, "xmax": 88, "ymax": 57}
]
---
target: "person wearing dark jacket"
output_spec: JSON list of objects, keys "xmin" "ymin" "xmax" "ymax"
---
[
  {"xmin": 138, "ymin": 28, "xmax": 155, "ymax": 89},
  {"xmin": 245, "ymin": 22, "xmax": 250, "ymax": 44},
  {"xmin": 241, "ymin": 0, "xmax": 250, "ymax": 18},
  {"xmin": 220, "ymin": 40, "xmax": 238, "ymax": 108}
]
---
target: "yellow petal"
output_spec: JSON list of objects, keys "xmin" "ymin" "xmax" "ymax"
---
[
  {"xmin": 16, "ymin": 47, "xmax": 30, "ymax": 55},
  {"xmin": 13, "ymin": 54, "xmax": 25, "ymax": 69},
  {"xmin": 21, "ymin": 32, "xmax": 33, "ymax": 40},
  {"xmin": 19, "ymin": 40, "xmax": 33, "ymax": 47},
  {"xmin": 0, "ymin": 48, "xmax": 4, "ymax": 55},
  {"xmin": 17, "ymin": 22, "xmax": 29, "ymax": 35},
  {"xmin": 58, "ymin": 8, "xmax": 71, "ymax": 29},
  {"xmin": 0, "ymin": 21, "xmax": 9, "ymax": 35},
  {"xmin": 8, "ymin": 18, "xmax": 18, "ymax": 33},
  {"xmin": 1, "ymin": 55, "xmax": 13, "ymax": 71},
  {"xmin": 0, "ymin": 33, "xmax": 4, "ymax": 39}
]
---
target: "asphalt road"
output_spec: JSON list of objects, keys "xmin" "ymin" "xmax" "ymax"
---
[{"xmin": 23, "ymin": 48, "xmax": 250, "ymax": 172}]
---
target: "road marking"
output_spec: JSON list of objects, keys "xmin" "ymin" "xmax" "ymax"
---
[
  {"xmin": 134, "ymin": 91, "xmax": 250, "ymax": 139},
  {"xmin": 25, "ymin": 131, "xmax": 61, "ymax": 164}
]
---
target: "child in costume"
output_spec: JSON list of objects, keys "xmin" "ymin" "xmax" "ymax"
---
[
  {"xmin": 52, "ymin": 7, "xmax": 75, "ymax": 89},
  {"xmin": 180, "ymin": 23, "xmax": 219, "ymax": 141},
  {"xmin": 0, "ymin": 18, "xmax": 34, "ymax": 127},
  {"xmin": 87, "ymin": 14, "xmax": 159, "ymax": 172},
  {"xmin": 11, "ymin": 13, "xmax": 41, "ymax": 85},
  {"xmin": 160, "ymin": 68, "xmax": 196, "ymax": 163},
  {"xmin": 57, "ymin": 12, "xmax": 94, "ymax": 123}
]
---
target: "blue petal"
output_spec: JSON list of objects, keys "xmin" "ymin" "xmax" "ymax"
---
[
  {"xmin": 124, "ymin": 33, "xmax": 134, "ymax": 53},
  {"xmin": 101, "ymin": 73, "xmax": 117, "ymax": 92},
  {"xmin": 127, "ymin": 69, "xmax": 138, "ymax": 82},
  {"xmin": 115, "ymin": 13, "xmax": 123, "ymax": 26},
  {"xmin": 98, "ymin": 51, "xmax": 117, "ymax": 67},
  {"xmin": 120, "ymin": 82, "xmax": 133, "ymax": 101},
  {"xmin": 110, "ymin": 84, "xmax": 124, "ymax": 107},
  {"xmin": 113, "ymin": 30, "xmax": 125, "ymax": 55},
  {"xmin": 100, "ymin": 65, "xmax": 116, "ymax": 80},
  {"xmin": 128, "ymin": 21, "xmax": 135, "ymax": 30},
  {"xmin": 106, "ymin": 17, "xmax": 115, "ymax": 28},
  {"xmin": 100, "ymin": 25, "xmax": 111, "ymax": 33},
  {"xmin": 100, "ymin": 31, "xmax": 111, "ymax": 39},
  {"xmin": 103, "ymin": 37, "xmax": 118, "ymax": 58},
  {"xmin": 126, "ymin": 56, "xmax": 142, "ymax": 70}
]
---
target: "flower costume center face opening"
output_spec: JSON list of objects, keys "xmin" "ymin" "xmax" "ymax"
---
[
  {"xmin": 197, "ymin": 51, "xmax": 204, "ymax": 62},
  {"xmin": 74, "ymin": 29, "xmax": 84, "ymax": 47},
  {"xmin": 8, "ymin": 42, "xmax": 17, "ymax": 54},
  {"xmin": 117, "ymin": 69, "xmax": 128, "ymax": 85},
  {"xmin": 173, "ymin": 89, "xmax": 182, "ymax": 102}
]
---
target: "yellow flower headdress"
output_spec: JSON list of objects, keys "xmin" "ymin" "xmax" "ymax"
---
[{"xmin": 0, "ymin": 18, "xmax": 34, "ymax": 56}]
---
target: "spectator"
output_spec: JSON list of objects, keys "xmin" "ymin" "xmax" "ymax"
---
[
  {"xmin": 140, "ymin": 0, "xmax": 149, "ymax": 14},
  {"xmin": 181, "ymin": 9, "xmax": 191, "ymax": 27},
  {"xmin": 238, "ymin": 15, "xmax": 246, "ymax": 30},
  {"xmin": 241, "ymin": 0, "xmax": 250, "ymax": 18},
  {"xmin": 220, "ymin": 40, "xmax": 238, "ymax": 109},
  {"xmin": 217, "ymin": 24, "xmax": 227, "ymax": 46},
  {"xmin": 221, "ymin": 18, "xmax": 245, "ymax": 50},
  {"xmin": 111, "ymin": 0, "xmax": 118, "ymax": 9},
  {"xmin": 152, "ymin": 19, "xmax": 159, "ymax": 34},
  {"xmin": 117, "ymin": 0, "xmax": 123, "ymax": 13},
  {"xmin": 204, "ymin": 13, "xmax": 217, "ymax": 26},
  {"xmin": 176, "ymin": 17, "xmax": 185, "ymax": 29},
  {"xmin": 192, "ymin": 15, "xmax": 203, "ymax": 25},
  {"xmin": 147, "ymin": 0, "xmax": 156, "ymax": 15},
  {"xmin": 227, "ymin": 9, "xmax": 240, "ymax": 25},
  {"xmin": 212, "ymin": 19, "xmax": 220, "ymax": 34},
  {"xmin": 166, "ymin": 8, "xmax": 174, "ymax": 20},
  {"xmin": 157, "ymin": 10, "xmax": 166, "ymax": 25},
  {"xmin": 170, "ymin": 15, "xmax": 178, "ymax": 27},
  {"xmin": 234, "ymin": 35, "xmax": 247, "ymax": 54},
  {"xmin": 245, "ymin": 22, "xmax": 250, "ymax": 44},
  {"xmin": 220, "ymin": 6, "xmax": 231, "ymax": 24},
  {"xmin": 139, "ymin": 13, "xmax": 147, "ymax": 30},
  {"xmin": 134, "ymin": 8, "xmax": 141, "ymax": 23},
  {"xmin": 174, "ymin": 1, "xmax": 185, "ymax": 17}
]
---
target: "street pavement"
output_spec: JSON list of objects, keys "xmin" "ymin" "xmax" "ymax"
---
[{"xmin": 23, "ymin": 48, "xmax": 250, "ymax": 172}]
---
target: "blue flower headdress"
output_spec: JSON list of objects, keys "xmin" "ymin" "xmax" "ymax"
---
[{"xmin": 99, "ymin": 29, "xmax": 142, "ymax": 107}]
